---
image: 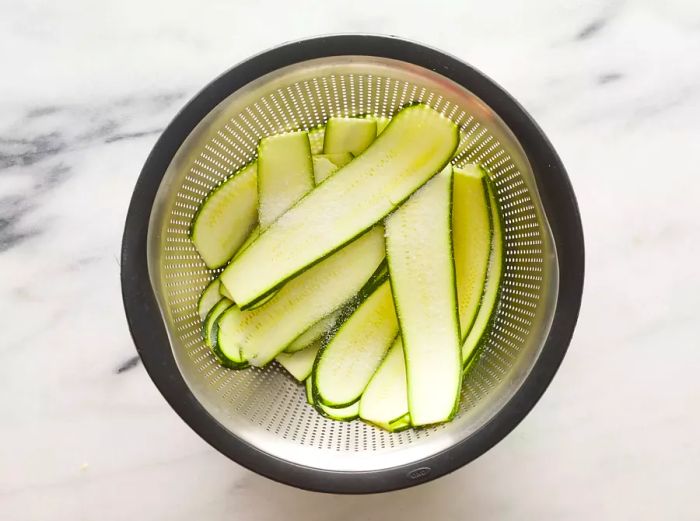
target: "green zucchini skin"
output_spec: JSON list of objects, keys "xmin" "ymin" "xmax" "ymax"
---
[
  {"xmin": 240, "ymin": 290, "xmax": 275, "ymax": 311},
  {"xmin": 305, "ymin": 376, "xmax": 314, "ymax": 405},
  {"xmin": 276, "ymin": 340, "xmax": 322, "ymax": 382},
  {"xmin": 388, "ymin": 414, "xmax": 411, "ymax": 432},
  {"xmin": 315, "ymin": 400, "xmax": 360, "ymax": 421}
]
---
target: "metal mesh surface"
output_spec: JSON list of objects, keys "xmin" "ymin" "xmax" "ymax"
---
[{"xmin": 147, "ymin": 56, "xmax": 558, "ymax": 472}]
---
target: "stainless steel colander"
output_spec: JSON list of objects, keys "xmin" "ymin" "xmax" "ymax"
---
[{"xmin": 121, "ymin": 35, "xmax": 584, "ymax": 493}]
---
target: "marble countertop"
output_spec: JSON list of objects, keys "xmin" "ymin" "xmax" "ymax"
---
[{"xmin": 2, "ymin": 0, "xmax": 699, "ymax": 519}]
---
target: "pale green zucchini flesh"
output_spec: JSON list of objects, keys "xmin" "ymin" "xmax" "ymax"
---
[
  {"xmin": 215, "ymin": 305, "xmax": 248, "ymax": 366},
  {"xmin": 285, "ymin": 309, "xmax": 341, "ymax": 354},
  {"xmin": 323, "ymin": 117, "xmax": 377, "ymax": 156},
  {"xmin": 242, "ymin": 290, "xmax": 276, "ymax": 310},
  {"xmin": 385, "ymin": 166, "xmax": 462, "ymax": 427},
  {"xmin": 276, "ymin": 340, "xmax": 322, "ymax": 382},
  {"xmin": 205, "ymin": 299, "xmax": 247, "ymax": 369},
  {"xmin": 314, "ymin": 280, "xmax": 398, "ymax": 408},
  {"xmin": 219, "ymin": 281, "xmax": 234, "ymax": 301},
  {"xmin": 320, "ymin": 152, "xmax": 354, "ymax": 166},
  {"xmin": 375, "ymin": 116, "xmax": 391, "ymax": 135},
  {"xmin": 312, "ymin": 153, "xmax": 353, "ymax": 184},
  {"xmin": 198, "ymin": 278, "xmax": 222, "ymax": 321},
  {"xmin": 308, "ymin": 126, "xmax": 325, "ymax": 154},
  {"xmin": 204, "ymin": 298, "xmax": 232, "ymax": 348},
  {"xmin": 218, "ymin": 226, "xmax": 385, "ymax": 367},
  {"xmin": 235, "ymin": 225, "xmax": 260, "ymax": 258},
  {"xmin": 462, "ymin": 177, "xmax": 504, "ymax": 368},
  {"xmin": 191, "ymin": 162, "xmax": 258, "ymax": 269},
  {"xmin": 257, "ymin": 131, "xmax": 313, "ymax": 229},
  {"xmin": 453, "ymin": 165, "xmax": 492, "ymax": 341},
  {"xmin": 359, "ymin": 336, "xmax": 408, "ymax": 431},
  {"xmin": 388, "ymin": 414, "xmax": 411, "ymax": 432},
  {"xmin": 222, "ymin": 104, "xmax": 458, "ymax": 307}
]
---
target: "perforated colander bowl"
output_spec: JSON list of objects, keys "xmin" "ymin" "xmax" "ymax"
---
[{"xmin": 121, "ymin": 35, "xmax": 584, "ymax": 493}]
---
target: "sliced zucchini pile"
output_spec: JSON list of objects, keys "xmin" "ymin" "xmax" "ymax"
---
[{"xmin": 189, "ymin": 105, "xmax": 503, "ymax": 431}]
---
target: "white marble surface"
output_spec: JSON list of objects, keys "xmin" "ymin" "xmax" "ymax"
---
[{"xmin": 2, "ymin": 0, "xmax": 699, "ymax": 519}]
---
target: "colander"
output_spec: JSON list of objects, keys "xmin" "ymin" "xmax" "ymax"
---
[{"xmin": 121, "ymin": 34, "xmax": 584, "ymax": 493}]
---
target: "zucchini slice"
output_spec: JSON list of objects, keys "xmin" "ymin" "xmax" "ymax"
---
[
  {"xmin": 388, "ymin": 414, "xmax": 411, "ymax": 432},
  {"xmin": 204, "ymin": 299, "xmax": 247, "ymax": 369},
  {"xmin": 462, "ymin": 177, "xmax": 504, "ymax": 368},
  {"xmin": 229, "ymin": 226, "xmax": 282, "ymax": 306},
  {"xmin": 219, "ymin": 280, "xmax": 234, "ymax": 301},
  {"xmin": 308, "ymin": 126, "xmax": 325, "ymax": 154},
  {"xmin": 191, "ymin": 162, "xmax": 258, "ymax": 269},
  {"xmin": 284, "ymin": 257, "xmax": 388, "ymax": 355},
  {"xmin": 317, "ymin": 400, "xmax": 360, "ymax": 421},
  {"xmin": 218, "ymin": 226, "xmax": 385, "ymax": 367},
  {"xmin": 222, "ymin": 104, "xmax": 458, "ymax": 307},
  {"xmin": 375, "ymin": 116, "xmax": 390, "ymax": 135},
  {"xmin": 276, "ymin": 340, "xmax": 321, "ymax": 381},
  {"xmin": 320, "ymin": 152, "xmax": 354, "ymax": 166},
  {"xmin": 242, "ymin": 291, "xmax": 276, "ymax": 310},
  {"xmin": 212, "ymin": 226, "xmax": 264, "ymax": 302},
  {"xmin": 323, "ymin": 117, "xmax": 376, "ymax": 156},
  {"xmin": 312, "ymin": 153, "xmax": 353, "ymax": 184},
  {"xmin": 203, "ymin": 298, "xmax": 232, "ymax": 347},
  {"xmin": 284, "ymin": 309, "xmax": 341, "ymax": 353},
  {"xmin": 257, "ymin": 132, "xmax": 314, "ymax": 229},
  {"xmin": 314, "ymin": 280, "xmax": 398, "ymax": 407},
  {"xmin": 453, "ymin": 165, "xmax": 492, "ymax": 340},
  {"xmin": 198, "ymin": 278, "xmax": 222, "ymax": 321},
  {"xmin": 235, "ymin": 225, "xmax": 260, "ymax": 257},
  {"xmin": 215, "ymin": 305, "xmax": 248, "ymax": 367},
  {"xmin": 385, "ymin": 166, "xmax": 462, "ymax": 427},
  {"xmin": 359, "ymin": 336, "xmax": 409, "ymax": 431}
]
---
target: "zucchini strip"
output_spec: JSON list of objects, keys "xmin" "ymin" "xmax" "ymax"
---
[
  {"xmin": 314, "ymin": 280, "xmax": 398, "ymax": 407},
  {"xmin": 385, "ymin": 166, "xmax": 462, "ymax": 427},
  {"xmin": 462, "ymin": 177, "xmax": 504, "ymax": 368},
  {"xmin": 453, "ymin": 165, "xmax": 492, "ymax": 340},
  {"xmin": 191, "ymin": 162, "xmax": 258, "ymax": 269}
]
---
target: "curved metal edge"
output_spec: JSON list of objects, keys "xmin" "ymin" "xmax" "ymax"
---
[{"xmin": 121, "ymin": 34, "xmax": 584, "ymax": 494}]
